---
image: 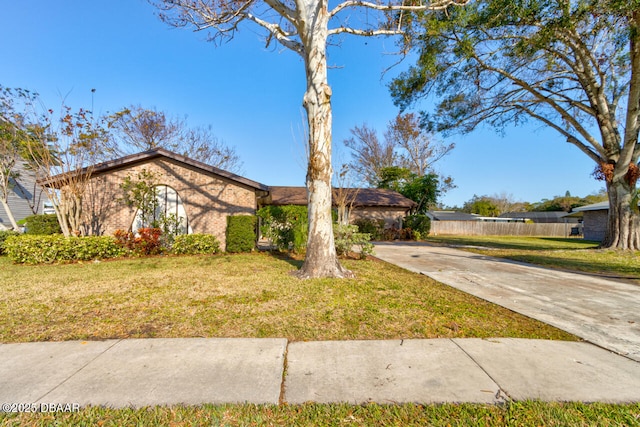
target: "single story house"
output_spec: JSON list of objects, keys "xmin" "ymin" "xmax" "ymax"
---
[
  {"xmin": 45, "ymin": 148, "xmax": 415, "ymax": 247},
  {"xmin": 570, "ymin": 201, "xmax": 609, "ymax": 242},
  {"xmin": 261, "ymin": 186, "xmax": 416, "ymax": 228},
  {"xmin": 427, "ymin": 211, "xmax": 523, "ymax": 222},
  {"xmin": 427, "ymin": 211, "xmax": 481, "ymax": 222},
  {"xmin": 498, "ymin": 211, "xmax": 579, "ymax": 224}
]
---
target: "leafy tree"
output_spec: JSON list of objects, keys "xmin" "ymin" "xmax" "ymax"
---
[
  {"xmin": 108, "ymin": 105, "xmax": 243, "ymax": 173},
  {"xmin": 378, "ymin": 166, "xmax": 439, "ymax": 214},
  {"xmin": 462, "ymin": 195, "xmax": 500, "ymax": 217},
  {"xmin": 119, "ymin": 169, "xmax": 162, "ymax": 230},
  {"xmin": 529, "ymin": 191, "xmax": 608, "ymax": 212},
  {"xmin": 391, "ymin": 0, "xmax": 640, "ymax": 249},
  {"xmin": 119, "ymin": 168, "xmax": 187, "ymax": 240},
  {"xmin": 152, "ymin": 0, "xmax": 469, "ymax": 278}
]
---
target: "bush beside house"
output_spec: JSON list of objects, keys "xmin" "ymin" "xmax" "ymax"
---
[
  {"xmin": 226, "ymin": 215, "xmax": 257, "ymax": 253},
  {"xmin": 257, "ymin": 205, "xmax": 308, "ymax": 252},
  {"xmin": 172, "ymin": 234, "xmax": 221, "ymax": 255},
  {"xmin": 403, "ymin": 214, "xmax": 431, "ymax": 240},
  {"xmin": 0, "ymin": 230, "xmax": 20, "ymax": 255},
  {"xmin": 23, "ymin": 214, "xmax": 62, "ymax": 235},
  {"xmin": 333, "ymin": 224, "xmax": 374, "ymax": 259},
  {"xmin": 4, "ymin": 235, "xmax": 127, "ymax": 264}
]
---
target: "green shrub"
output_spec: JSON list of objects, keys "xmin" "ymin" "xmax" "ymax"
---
[
  {"xmin": 23, "ymin": 214, "xmax": 62, "ymax": 235},
  {"xmin": 172, "ymin": 234, "xmax": 221, "ymax": 255},
  {"xmin": 0, "ymin": 230, "xmax": 21, "ymax": 255},
  {"xmin": 333, "ymin": 224, "xmax": 374, "ymax": 259},
  {"xmin": 353, "ymin": 218, "xmax": 385, "ymax": 240},
  {"xmin": 257, "ymin": 205, "xmax": 307, "ymax": 252},
  {"xmin": 403, "ymin": 214, "xmax": 431, "ymax": 240},
  {"xmin": 4, "ymin": 235, "xmax": 126, "ymax": 264},
  {"xmin": 226, "ymin": 215, "xmax": 256, "ymax": 253}
]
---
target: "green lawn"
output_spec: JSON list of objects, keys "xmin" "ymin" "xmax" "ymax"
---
[
  {"xmin": 425, "ymin": 235, "xmax": 640, "ymax": 282},
  {"xmin": 0, "ymin": 252, "xmax": 574, "ymax": 342},
  {"xmin": 2, "ymin": 402, "xmax": 639, "ymax": 426},
  {"xmin": 3, "ymin": 250, "xmax": 637, "ymax": 425}
]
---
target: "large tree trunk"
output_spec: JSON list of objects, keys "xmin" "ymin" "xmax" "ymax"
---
[
  {"xmin": 603, "ymin": 178, "xmax": 640, "ymax": 250},
  {"xmin": 295, "ymin": 0, "xmax": 352, "ymax": 278}
]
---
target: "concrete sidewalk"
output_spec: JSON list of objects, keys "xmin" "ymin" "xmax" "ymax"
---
[
  {"xmin": 373, "ymin": 242, "xmax": 640, "ymax": 362},
  {"xmin": 1, "ymin": 338, "xmax": 639, "ymax": 409}
]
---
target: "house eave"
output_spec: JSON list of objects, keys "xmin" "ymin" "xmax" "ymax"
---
[{"xmin": 43, "ymin": 148, "xmax": 270, "ymax": 192}]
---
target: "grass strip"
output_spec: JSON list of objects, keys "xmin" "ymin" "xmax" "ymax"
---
[
  {"xmin": 1, "ymin": 402, "xmax": 639, "ymax": 426},
  {"xmin": 425, "ymin": 236, "xmax": 639, "ymax": 282}
]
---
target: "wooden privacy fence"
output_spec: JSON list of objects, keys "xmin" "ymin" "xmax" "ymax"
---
[{"xmin": 429, "ymin": 221, "xmax": 578, "ymax": 237}]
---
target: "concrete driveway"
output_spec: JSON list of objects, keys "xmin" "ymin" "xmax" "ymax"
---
[{"xmin": 373, "ymin": 242, "xmax": 640, "ymax": 362}]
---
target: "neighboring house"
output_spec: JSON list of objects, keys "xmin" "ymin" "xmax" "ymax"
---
[
  {"xmin": 44, "ymin": 148, "xmax": 415, "ymax": 247},
  {"xmin": 498, "ymin": 211, "xmax": 580, "ymax": 224},
  {"xmin": 571, "ymin": 201, "xmax": 610, "ymax": 242},
  {"xmin": 428, "ymin": 211, "xmax": 530, "ymax": 223},
  {"xmin": 0, "ymin": 160, "xmax": 46, "ymax": 230},
  {"xmin": 259, "ymin": 186, "xmax": 416, "ymax": 229},
  {"xmin": 427, "ymin": 211, "xmax": 481, "ymax": 221}
]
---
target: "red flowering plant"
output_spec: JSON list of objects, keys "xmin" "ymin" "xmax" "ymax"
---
[{"xmin": 113, "ymin": 228, "xmax": 163, "ymax": 256}]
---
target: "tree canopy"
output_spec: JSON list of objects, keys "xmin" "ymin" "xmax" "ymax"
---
[
  {"xmin": 378, "ymin": 166, "xmax": 440, "ymax": 214},
  {"xmin": 344, "ymin": 113, "xmax": 455, "ymax": 189},
  {"xmin": 391, "ymin": 0, "xmax": 640, "ymax": 249},
  {"xmin": 108, "ymin": 105, "xmax": 243, "ymax": 173}
]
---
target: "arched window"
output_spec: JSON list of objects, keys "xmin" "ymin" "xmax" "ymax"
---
[{"xmin": 132, "ymin": 185, "xmax": 191, "ymax": 235}]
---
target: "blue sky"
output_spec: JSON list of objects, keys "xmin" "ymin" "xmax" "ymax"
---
[{"xmin": 2, "ymin": 0, "xmax": 604, "ymax": 207}]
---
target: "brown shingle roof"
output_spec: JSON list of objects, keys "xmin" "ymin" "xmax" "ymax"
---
[
  {"xmin": 266, "ymin": 186, "xmax": 416, "ymax": 209},
  {"xmin": 44, "ymin": 147, "xmax": 269, "ymax": 191}
]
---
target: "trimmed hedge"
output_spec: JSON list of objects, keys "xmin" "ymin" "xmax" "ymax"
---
[
  {"xmin": 172, "ymin": 234, "xmax": 221, "ymax": 255},
  {"xmin": 226, "ymin": 215, "xmax": 257, "ymax": 253},
  {"xmin": 0, "ymin": 230, "xmax": 21, "ymax": 255},
  {"xmin": 4, "ymin": 235, "xmax": 127, "ymax": 264},
  {"xmin": 23, "ymin": 214, "xmax": 62, "ymax": 235}
]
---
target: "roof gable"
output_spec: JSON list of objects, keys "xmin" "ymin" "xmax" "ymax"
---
[{"xmin": 47, "ymin": 148, "xmax": 269, "ymax": 192}]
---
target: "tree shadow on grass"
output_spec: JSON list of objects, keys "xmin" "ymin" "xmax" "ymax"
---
[{"xmin": 260, "ymin": 249, "xmax": 304, "ymax": 270}]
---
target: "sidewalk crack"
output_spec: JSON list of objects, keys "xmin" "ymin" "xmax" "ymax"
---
[
  {"xmin": 36, "ymin": 339, "xmax": 123, "ymax": 403},
  {"xmin": 451, "ymin": 339, "xmax": 512, "ymax": 405}
]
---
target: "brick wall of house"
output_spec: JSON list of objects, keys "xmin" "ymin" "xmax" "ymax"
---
[
  {"xmin": 349, "ymin": 207, "xmax": 408, "ymax": 229},
  {"xmin": 583, "ymin": 210, "xmax": 608, "ymax": 242},
  {"xmin": 82, "ymin": 158, "xmax": 257, "ymax": 248}
]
